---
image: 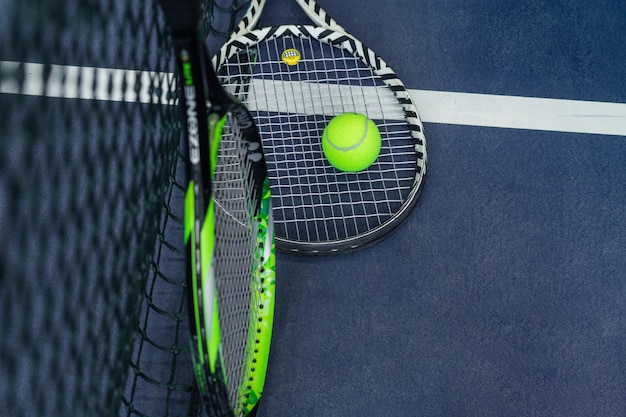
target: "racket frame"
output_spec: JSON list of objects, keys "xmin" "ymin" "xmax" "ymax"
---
[
  {"xmin": 213, "ymin": 0, "xmax": 427, "ymax": 254},
  {"xmin": 159, "ymin": 0, "xmax": 275, "ymax": 415}
]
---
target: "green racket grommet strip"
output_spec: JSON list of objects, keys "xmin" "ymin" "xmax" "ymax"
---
[{"xmin": 158, "ymin": 1, "xmax": 275, "ymax": 416}]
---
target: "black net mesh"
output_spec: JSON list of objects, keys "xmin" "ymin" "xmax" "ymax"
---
[{"xmin": 0, "ymin": 1, "xmax": 251, "ymax": 416}]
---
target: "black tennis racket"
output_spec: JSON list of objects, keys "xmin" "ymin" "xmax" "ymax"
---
[
  {"xmin": 158, "ymin": 1, "xmax": 275, "ymax": 416},
  {"xmin": 213, "ymin": 0, "xmax": 427, "ymax": 254}
]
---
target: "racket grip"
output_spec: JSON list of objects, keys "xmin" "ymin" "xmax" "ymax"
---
[{"xmin": 158, "ymin": 0, "xmax": 202, "ymax": 35}]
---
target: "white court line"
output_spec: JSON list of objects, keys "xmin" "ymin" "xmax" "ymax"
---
[
  {"xmin": 0, "ymin": 61, "xmax": 175, "ymax": 104},
  {"xmin": 412, "ymin": 90, "xmax": 626, "ymax": 137},
  {"xmin": 2, "ymin": 61, "xmax": 626, "ymax": 137}
]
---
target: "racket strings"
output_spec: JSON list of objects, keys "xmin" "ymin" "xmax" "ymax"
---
[
  {"xmin": 317, "ymin": 37, "xmax": 372, "ymax": 237},
  {"xmin": 212, "ymin": 115, "xmax": 261, "ymax": 413},
  {"xmin": 219, "ymin": 34, "xmax": 418, "ymax": 245}
]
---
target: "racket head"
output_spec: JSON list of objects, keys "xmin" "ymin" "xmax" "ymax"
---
[
  {"xmin": 213, "ymin": 24, "xmax": 427, "ymax": 254},
  {"xmin": 188, "ymin": 99, "xmax": 275, "ymax": 417},
  {"xmin": 159, "ymin": 0, "xmax": 275, "ymax": 414},
  {"xmin": 187, "ymin": 62, "xmax": 276, "ymax": 416}
]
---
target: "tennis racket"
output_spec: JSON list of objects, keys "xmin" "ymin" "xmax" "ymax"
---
[
  {"xmin": 213, "ymin": 0, "xmax": 427, "ymax": 254},
  {"xmin": 158, "ymin": 1, "xmax": 275, "ymax": 416}
]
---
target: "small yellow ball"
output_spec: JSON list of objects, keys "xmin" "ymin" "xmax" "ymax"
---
[{"xmin": 322, "ymin": 113, "xmax": 381, "ymax": 172}]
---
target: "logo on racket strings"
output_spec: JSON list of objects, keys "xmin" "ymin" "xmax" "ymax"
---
[{"xmin": 281, "ymin": 48, "xmax": 301, "ymax": 66}]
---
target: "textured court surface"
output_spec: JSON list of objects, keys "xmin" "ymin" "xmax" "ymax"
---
[
  {"xmin": 256, "ymin": 1, "xmax": 626, "ymax": 416},
  {"xmin": 1, "ymin": 1, "xmax": 624, "ymax": 416}
]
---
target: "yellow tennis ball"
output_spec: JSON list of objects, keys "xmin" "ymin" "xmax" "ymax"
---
[{"xmin": 322, "ymin": 113, "xmax": 381, "ymax": 172}]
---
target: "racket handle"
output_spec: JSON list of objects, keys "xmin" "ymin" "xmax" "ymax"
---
[{"xmin": 158, "ymin": 0, "xmax": 202, "ymax": 35}]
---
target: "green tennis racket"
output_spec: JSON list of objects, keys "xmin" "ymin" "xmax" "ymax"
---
[{"xmin": 159, "ymin": 1, "xmax": 275, "ymax": 416}]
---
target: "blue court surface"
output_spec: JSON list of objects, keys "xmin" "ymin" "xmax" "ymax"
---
[
  {"xmin": 2, "ymin": 1, "xmax": 625, "ymax": 417},
  {"xmin": 255, "ymin": 1, "xmax": 626, "ymax": 416}
]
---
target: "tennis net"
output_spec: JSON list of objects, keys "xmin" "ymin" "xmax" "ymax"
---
[{"xmin": 0, "ymin": 1, "xmax": 250, "ymax": 416}]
